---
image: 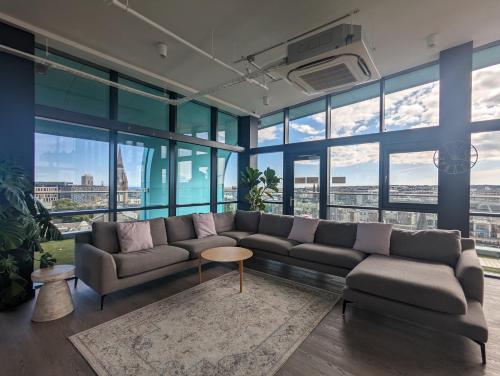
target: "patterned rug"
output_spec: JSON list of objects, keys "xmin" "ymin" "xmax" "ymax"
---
[{"xmin": 70, "ymin": 269, "xmax": 341, "ymax": 376}]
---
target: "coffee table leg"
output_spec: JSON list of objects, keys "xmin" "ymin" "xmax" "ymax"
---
[
  {"xmin": 239, "ymin": 260, "xmax": 243, "ymax": 293},
  {"xmin": 198, "ymin": 257, "xmax": 202, "ymax": 284}
]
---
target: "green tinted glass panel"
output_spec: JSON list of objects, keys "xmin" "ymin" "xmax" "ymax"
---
[
  {"xmin": 217, "ymin": 111, "xmax": 238, "ymax": 145},
  {"xmin": 117, "ymin": 208, "xmax": 168, "ymax": 221},
  {"xmin": 176, "ymin": 142, "xmax": 210, "ymax": 204},
  {"xmin": 217, "ymin": 203, "xmax": 237, "ymax": 213},
  {"xmin": 176, "ymin": 205, "xmax": 211, "ymax": 215},
  {"xmin": 217, "ymin": 150, "xmax": 238, "ymax": 202},
  {"xmin": 177, "ymin": 102, "xmax": 210, "ymax": 139},
  {"xmin": 258, "ymin": 112, "xmax": 284, "ymax": 147}
]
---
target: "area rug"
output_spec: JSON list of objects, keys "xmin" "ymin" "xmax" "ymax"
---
[{"xmin": 70, "ymin": 269, "xmax": 341, "ymax": 376}]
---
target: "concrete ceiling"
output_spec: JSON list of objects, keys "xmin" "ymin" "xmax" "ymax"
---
[{"xmin": 0, "ymin": 0, "xmax": 499, "ymax": 117}]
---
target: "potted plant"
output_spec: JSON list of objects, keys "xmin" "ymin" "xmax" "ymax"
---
[
  {"xmin": 0, "ymin": 161, "xmax": 60, "ymax": 310},
  {"xmin": 240, "ymin": 166, "xmax": 281, "ymax": 211}
]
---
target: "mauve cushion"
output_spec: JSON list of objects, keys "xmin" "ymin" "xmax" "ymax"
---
[
  {"xmin": 193, "ymin": 213, "xmax": 217, "ymax": 239},
  {"xmin": 116, "ymin": 221, "xmax": 154, "ymax": 253},
  {"xmin": 288, "ymin": 217, "xmax": 319, "ymax": 243},
  {"xmin": 353, "ymin": 223, "xmax": 393, "ymax": 255}
]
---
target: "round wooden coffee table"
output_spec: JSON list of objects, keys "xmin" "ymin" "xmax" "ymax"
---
[
  {"xmin": 31, "ymin": 265, "xmax": 75, "ymax": 322},
  {"xmin": 199, "ymin": 247, "xmax": 253, "ymax": 293}
]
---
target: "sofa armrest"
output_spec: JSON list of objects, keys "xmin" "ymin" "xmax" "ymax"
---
[
  {"xmin": 75, "ymin": 242, "xmax": 118, "ymax": 295},
  {"xmin": 455, "ymin": 249, "xmax": 484, "ymax": 304}
]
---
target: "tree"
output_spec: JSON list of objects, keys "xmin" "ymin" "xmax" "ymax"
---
[{"xmin": 240, "ymin": 167, "xmax": 281, "ymax": 211}]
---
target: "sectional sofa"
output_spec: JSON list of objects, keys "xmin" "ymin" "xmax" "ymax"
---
[{"xmin": 75, "ymin": 210, "xmax": 488, "ymax": 363}]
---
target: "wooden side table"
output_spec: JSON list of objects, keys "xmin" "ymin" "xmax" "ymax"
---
[{"xmin": 31, "ymin": 265, "xmax": 75, "ymax": 322}]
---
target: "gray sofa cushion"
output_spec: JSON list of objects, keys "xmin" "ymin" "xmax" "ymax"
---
[
  {"xmin": 172, "ymin": 235, "xmax": 237, "ymax": 259},
  {"xmin": 165, "ymin": 215, "xmax": 196, "ymax": 243},
  {"xmin": 213, "ymin": 212, "xmax": 235, "ymax": 233},
  {"xmin": 220, "ymin": 230, "xmax": 254, "ymax": 243},
  {"xmin": 290, "ymin": 243, "xmax": 366, "ymax": 269},
  {"xmin": 235, "ymin": 210, "xmax": 260, "ymax": 232},
  {"xmin": 390, "ymin": 229, "xmax": 462, "ymax": 267},
  {"xmin": 92, "ymin": 222, "xmax": 120, "ymax": 253},
  {"xmin": 240, "ymin": 233, "xmax": 298, "ymax": 255},
  {"xmin": 314, "ymin": 221, "xmax": 357, "ymax": 248},
  {"xmin": 258, "ymin": 213, "xmax": 294, "ymax": 238},
  {"xmin": 149, "ymin": 218, "xmax": 168, "ymax": 246},
  {"xmin": 346, "ymin": 255, "xmax": 467, "ymax": 314},
  {"xmin": 112, "ymin": 245, "xmax": 190, "ymax": 278}
]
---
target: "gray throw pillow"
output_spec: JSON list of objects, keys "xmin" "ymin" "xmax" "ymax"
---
[
  {"xmin": 116, "ymin": 221, "xmax": 154, "ymax": 253},
  {"xmin": 353, "ymin": 223, "xmax": 393, "ymax": 255},
  {"xmin": 288, "ymin": 216, "xmax": 319, "ymax": 243},
  {"xmin": 193, "ymin": 213, "xmax": 217, "ymax": 239}
]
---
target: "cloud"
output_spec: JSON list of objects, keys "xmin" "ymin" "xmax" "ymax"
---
[
  {"xmin": 390, "ymin": 150, "xmax": 436, "ymax": 165},
  {"xmin": 330, "ymin": 143, "xmax": 379, "ymax": 167},
  {"xmin": 331, "ymin": 97, "xmax": 379, "ymax": 136},
  {"xmin": 258, "ymin": 125, "xmax": 280, "ymax": 141},
  {"xmin": 289, "ymin": 123, "xmax": 323, "ymax": 135},
  {"xmin": 311, "ymin": 112, "xmax": 326, "ymax": 124},
  {"xmin": 472, "ymin": 64, "xmax": 500, "ymax": 121}
]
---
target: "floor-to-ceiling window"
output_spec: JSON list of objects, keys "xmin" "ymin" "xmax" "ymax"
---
[
  {"xmin": 258, "ymin": 112, "xmax": 284, "ymax": 147},
  {"xmin": 288, "ymin": 99, "xmax": 326, "ymax": 143},
  {"xmin": 256, "ymin": 152, "xmax": 284, "ymax": 214}
]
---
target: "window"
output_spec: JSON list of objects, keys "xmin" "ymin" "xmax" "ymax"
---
[
  {"xmin": 117, "ymin": 208, "xmax": 169, "ymax": 222},
  {"xmin": 329, "ymin": 143, "xmax": 379, "ymax": 207},
  {"xmin": 176, "ymin": 143, "xmax": 210, "ymax": 205},
  {"xmin": 289, "ymin": 99, "xmax": 326, "ymax": 143},
  {"xmin": 217, "ymin": 111, "xmax": 238, "ymax": 145},
  {"xmin": 472, "ymin": 44, "xmax": 500, "ymax": 122},
  {"xmin": 470, "ymin": 216, "xmax": 500, "ymax": 251},
  {"xmin": 34, "ymin": 238, "xmax": 75, "ymax": 270},
  {"xmin": 256, "ymin": 152, "xmax": 283, "ymax": 203},
  {"xmin": 262, "ymin": 203, "xmax": 283, "ymax": 215},
  {"xmin": 217, "ymin": 150, "xmax": 238, "ymax": 202},
  {"xmin": 177, "ymin": 205, "xmax": 211, "ymax": 215},
  {"xmin": 35, "ymin": 49, "xmax": 109, "ymax": 117},
  {"xmin": 49, "ymin": 213, "xmax": 109, "ymax": 235},
  {"xmin": 176, "ymin": 102, "xmax": 210, "ymax": 139},
  {"xmin": 384, "ymin": 65, "xmax": 439, "ymax": 132},
  {"xmin": 258, "ymin": 112, "xmax": 283, "ymax": 147},
  {"xmin": 117, "ymin": 77, "xmax": 169, "ymax": 130},
  {"xmin": 383, "ymin": 211, "xmax": 437, "ymax": 230},
  {"xmin": 328, "ymin": 207, "xmax": 378, "ymax": 223},
  {"xmin": 116, "ymin": 133, "xmax": 168, "ymax": 208},
  {"xmin": 217, "ymin": 203, "xmax": 238, "ymax": 213},
  {"xmin": 388, "ymin": 150, "xmax": 438, "ymax": 205},
  {"xmin": 35, "ymin": 119, "xmax": 110, "ymax": 213},
  {"xmin": 331, "ymin": 83, "xmax": 380, "ymax": 137}
]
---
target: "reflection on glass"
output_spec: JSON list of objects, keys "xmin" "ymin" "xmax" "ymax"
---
[
  {"xmin": 383, "ymin": 211, "xmax": 437, "ymax": 230},
  {"xmin": 217, "ymin": 150, "xmax": 238, "ymax": 202},
  {"xmin": 389, "ymin": 151, "xmax": 438, "ymax": 204},
  {"xmin": 470, "ymin": 216, "xmax": 500, "ymax": 251},
  {"xmin": 293, "ymin": 157, "xmax": 320, "ymax": 218},
  {"xmin": 217, "ymin": 203, "xmax": 237, "ymax": 213},
  {"xmin": 176, "ymin": 143, "xmax": 210, "ymax": 205},
  {"xmin": 177, "ymin": 205, "xmax": 211, "ymax": 215},
  {"xmin": 329, "ymin": 143, "xmax": 379, "ymax": 207},
  {"xmin": 117, "ymin": 133, "xmax": 168, "ymax": 208},
  {"xmin": 257, "ymin": 152, "xmax": 283, "ymax": 202},
  {"xmin": 217, "ymin": 111, "xmax": 238, "ymax": 145},
  {"xmin": 289, "ymin": 99, "xmax": 326, "ymax": 143},
  {"xmin": 35, "ymin": 119, "xmax": 110, "ymax": 212},
  {"xmin": 177, "ymin": 102, "xmax": 210, "ymax": 139},
  {"xmin": 328, "ymin": 207, "xmax": 378, "ymax": 223},
  {"xmin": 258, "ymin": 112, "xmax": 283, "ymax": 147},
  {"xmin": 117, "ymin": 208, "xmax": 168, "ymax": 222}
]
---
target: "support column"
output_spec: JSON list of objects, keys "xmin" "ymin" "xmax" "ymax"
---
[{"xmin": 237, "ymin": 116, "xmax": 258, "ymax": 210}]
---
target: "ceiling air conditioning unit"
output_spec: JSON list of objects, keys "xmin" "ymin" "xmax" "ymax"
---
[{"xmin": 272, "ymin": 24, "xmax": 379, "ymax": 95}]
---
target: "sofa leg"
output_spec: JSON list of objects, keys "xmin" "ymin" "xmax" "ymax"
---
[
  {"xmin": 74, "ymin": 277, "xmax": 78, "ymax": 289},
  {"xmin": 473, "ymin": 341, "xmax": 486, "ymax": 364},
  {"xmin": 342, "ymin": 299, "xmax": 350, "ymax": 315},
  {"xmin": 100, "ymin": 295, "xmax": 106, "ymax": 311}
]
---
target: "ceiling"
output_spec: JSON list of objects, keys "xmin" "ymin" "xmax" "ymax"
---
[{"xmin": 1, "ymin": 0, "xmax": 500, "ymax": 117}]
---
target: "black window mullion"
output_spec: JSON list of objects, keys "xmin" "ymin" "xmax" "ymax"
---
[
  {"xmin": 169, "ymin": 92, "xmax": 177, "ymax": 215},
  {"xmin": 109, "ymin": 71, "xmax": 119, "ymax": 221},
  {"xmin": 210, "ymin": 107, "xmax": 218, "ymax": 213}
]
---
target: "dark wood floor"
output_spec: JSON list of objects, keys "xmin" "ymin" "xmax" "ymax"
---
[{"xmin": 1, "ymin": 259, "xmax": 498, "ymax": 376}]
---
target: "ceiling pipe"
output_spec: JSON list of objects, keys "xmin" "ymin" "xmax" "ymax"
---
[{"xmin": 108, "ymin": 0, "xmax": 268, "ymax": 91}]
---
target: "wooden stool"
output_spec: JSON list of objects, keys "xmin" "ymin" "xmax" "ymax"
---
[{"xmin": 31, "ymin": 265, "xmax": 75, "ymax": 322}]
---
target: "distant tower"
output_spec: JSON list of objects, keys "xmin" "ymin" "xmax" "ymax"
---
[
  {"xmin": 117, "ymin": 147, "xmax": 129, "ymax": 204},
  {"xmin": 81, "ymin": 174, "xmax": 94, "ymax": 186}
]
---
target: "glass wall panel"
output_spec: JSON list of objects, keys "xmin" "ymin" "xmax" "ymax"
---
[
  {"xmin": 389, "ymin": 151, "xmax": 438, "ymax": 204},
  {"xmin": 383, "ymin": 211, "xmax": 437, "ymax": 230},
  {"xmin": 177, "ymin": 205, "xmax": 211, "ymax": 215},
  {"xmin": 471, "ymin": 131, "xmax": 500, "ymax": 214},
  {"xmin": 116, "ymin": 133, "xmax": 168, "ymax": 208},
  {"xmin": 217, "ymin": 150, "xmax": 238, "ymax": 202},
  {"xmin": 472, "ymin": 44, "xmax": 500, "ymax": 122},
  {"xmin": 217, "ymin": 111, "xmax": 238, "ymax": 145},
  {"xmin": 470, "ymin": 216, "xmax": 500, "ymax": 251},
  {"xmin": 35, "ymin": 49, "xmax": 109, "ymax": 117},
  {"xmin": 50, "ymin": 213, "xmax": 109, "ymax": 234},
  {"xmin": 258, "ymin": 112, "xmax": 284, "ymax": 147},
  {"xmin": 35, "ymin": 119, "xmax": 109, "ymax": 211},
  {"xmin": 117, "ymin": 77, "xmax": 169, "ymax": 130},
  {"xmin": 329, "ymin": 143, "xmax": 379, "ymax": 207},
  {"xmin": 331, "ymin": 83, "xmax": 380, "ymax": 137},
  {"xmin": 328, "ymin": 207, "xmax": 378, "ymax": 223},
  {"xmin": 176, "ymin": 102, "xmax": 210, "ymax": 139},
  {"xmin": 117, "ymin": 208, "xmax": 169, "ymax": 222},
  {"xmin": 35, "ymin": 238, "xmax": 75, "ymax": 270},
  {"xmin": 256, "ymin": 152, "xmax": 283, "ymax": 202},
  {"xmin": 289, "ymin": 99, "xmax": 326, "ymax": 143},
  {"xmin": 293, "ymin": 157, "xmax": 320, "ymax": 218},
  {"xmin": 176, "ymin": 143, "xmax": 210, "ymax": 205},
  {"xmin": 217, "ymin": 203, "xmax": 237, "ymax": 213},
  {"xmin": 384, "ymin": 64, "xmax": 439, "ymax": 132},
  {"xmin": 262, "ymin": 203, "xmax": 283, "ymax": 215}
]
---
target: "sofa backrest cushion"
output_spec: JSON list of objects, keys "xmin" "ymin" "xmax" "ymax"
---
[
  {"xmin": 314, "ymin": 220, "xmax": 358, "ymax": 248},
  {"xmin": 92, "ymin": 222, "xmax": 120, "ymax": 253},
  {"xmin": 165, "ymin": 215, "xmax": 196, "ymax": 243},
  {"xmin": 116, "ymin": 221, "xmax": 154, "ymax": 253},
  {"xmin": 258, "ymin": 213, "xmax": 294, "ymax": 238},
  {"xmin": 390, "ymin": 229, "xmax": 462, "ymax": 267},
  {"xmin": 149, "ymin": 217, "xmax": 168, "ymax": 246},
  {"xmin": 213, "ymin": 212, "xmax": 235, "ymax": 233},
  {"xmin": 235, "ymin": 210, "xmax": 260, "ymax": 233}
]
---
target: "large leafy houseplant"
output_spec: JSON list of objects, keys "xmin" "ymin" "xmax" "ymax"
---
[
  {"xmin": 240, "ymin": 166, "xmax": 281, "ymax": 211},
  {"xmin": 0, "ymin": 161, "xmax": 60, "ymax": 309}
]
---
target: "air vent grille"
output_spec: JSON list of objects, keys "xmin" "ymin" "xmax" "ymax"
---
[{"xmin": 299, "ymin": 63, "xmax": 356, "ymax": 91}]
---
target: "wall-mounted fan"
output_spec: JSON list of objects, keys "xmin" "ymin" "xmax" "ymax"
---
[{"xmin": 433, "ymin": 140, "xmax": 478, "ymax": 174}]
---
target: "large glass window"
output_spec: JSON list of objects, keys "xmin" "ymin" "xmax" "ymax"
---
[
  {"xmin": 217, "ymin": 111, "xmax": 238, "ymax": 145},
  {"xmin": 117, "ymin": 77, "xmax": 169, "ymax": 130},
  {"xmin": 116, "ymin": 133, "xmax": 168, "ymax": 208},
  {"xmin": 176, "ymin": 102, "xmax": 210, "ymax": 139},
  {"xmin": 472, "ymin": 44, "xmax": 500, "ymax": 122},
  {"xmin": 176, "ymin": 143, "xmax": 210, "ymax": 205},
  {"xmin": 383, "ymin": 210, "xmax": 437, "ymax": 230},
  {"xmin": 384, "ymin": 65, "xmax": 439, "ymax": 132},
  {"xmin": 117, "ymin": 208, "xmax": 169, "ymax": 222},
  {"xmin": 217, "ymin": 203, "xmax": 238, "ymax": 213},
  {"xmin": 35, "ymin": 49, "xmax": 109, "ymax": 118},
  {"xmin": 329, "ymin": 143, "xmax": 379, "ymax": 207},
  {"xmin": 331, "ymin": 83, "xmax": 380, "ymax": 137},
  {"xmin": 177, "ymin": 205, "xmax": 211, "ymax": 215},
  {"xmin": 328, "ymin": 207, "xmax": 378, "ymax": 223},
  {"xmin": 388, "ymin": 150, "xmax": 438, "ymax": 205},
  {"xmin": 256, "ymin": 152, "xmax": 283, "ymax": 203},
  {"xmin": 217, "ymin": 150, "xmax": 238, "ymax": 202},
  {"xmin": 289, "ymin": 99, "xmax": 326, "ymax": 143},
  {"xmin": 258, "ymin": 112, "xmax": 284, "ymax": 147},
  {"xmin": 470, "ymin": 216, "xmax": 500, "ymax": 252}
]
